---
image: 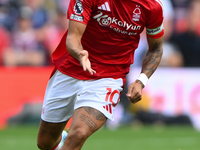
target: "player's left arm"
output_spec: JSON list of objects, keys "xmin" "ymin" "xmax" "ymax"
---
[
  {"xmin": 126, "ymin": 36, "xmax": 163, "ymax": 104},
  {"xmin": 140, "ymin": 0, "xmax": 164, "ymax": 80},
  {"xmin": 127, "ymin": 0, "xmax": 164, "ymax": 104},
  {"xmin": 141, "ymin": 36, "xmax": 163, "ymax": 79}
]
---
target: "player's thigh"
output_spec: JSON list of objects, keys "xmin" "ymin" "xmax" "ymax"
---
[
  {"xmin": 37, "ymin": 119, "xmax": 67, "ymax": 146},
  {"xmin": 69, "ymin": 107, "xmax": 107, "ymax": 138}
]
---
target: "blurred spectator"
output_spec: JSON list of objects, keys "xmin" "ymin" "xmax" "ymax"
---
[
  {"xmin": 2, "ymin": 6, "xmax": 47, "ymax": 66},
  {"xmin": 0, "ymin": 0, "xmax": 21, "ymax": 31},
  {"xmin": 170, "ymin": 0, "xmax": 200, "ymax": 67},
  {"xmin": 42, "ymin": 9, "xmax": 69, "ymax": 54},
  {"xmin": 21, "ymin": 0, "xmax": 48, "ymax": 29},
  {"xmin": 0, "ymin": 25, "xmax": 11, "ymax": 65},
  {"xmin": 171, "ymin": 0, "xmax": 191, "ymax": 33},
  {"xmin": 56, "ymin": 0, "xmax": 71, "ymax": 14},
  {"xmin": 0, "ymin": 0, "xmax": 72, "ymax": 66},
  {"xmin": 159, "ymin": 0, "xmax": 183, "ymax": 67},
  {"xmin": 38, "ymin": 0, "xmax": 70, "ymax": 64}
]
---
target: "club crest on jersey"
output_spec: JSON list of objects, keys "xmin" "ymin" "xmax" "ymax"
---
[
  {"xmin": 132, "ymin": 5, "xmax": 141, "ymax": 21},
  {"xmin": 74, "ymin": 0, "xmax": 83, "ymax": 15}
]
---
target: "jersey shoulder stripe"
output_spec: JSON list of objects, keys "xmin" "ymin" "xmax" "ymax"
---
[
  {"xmin": 155, "ymin": 0, "xmax": 163, "ymax": 7},
  {"xmin": 155, "ymin": 0, "xmax": 164, "ymax": 16}
]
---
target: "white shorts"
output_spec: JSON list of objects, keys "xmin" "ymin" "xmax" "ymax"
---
[{"xmin": 41, "ymin": 70, "xmax": 124, "ymax": 123}]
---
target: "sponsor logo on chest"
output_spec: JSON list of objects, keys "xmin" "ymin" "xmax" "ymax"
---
[
  {"xmin": 93, "ymin": 12, "xmax": 142, "ymax": 35},
  {"xmin": 93, "ymin": 2, "xmax": 142, "ymax": 35}
]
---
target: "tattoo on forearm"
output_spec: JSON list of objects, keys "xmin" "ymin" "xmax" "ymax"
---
[
  {"xmin": 78, "ymin": 40, "xmax": 83, "ymax": 49},
  {"xmin": 83, "ymin": 107, "xmax": 106, "ymax": 121},
  {"xmin": 142, "ymin": 40, "xmax": 163, "ymax": 77},
  {"xmin": 80, "ymin": 114, "xmax": 97, "ymax": 130},
  {"xmin": 78, "ymin": 41, "xmax": 81, "ymax": 46}
]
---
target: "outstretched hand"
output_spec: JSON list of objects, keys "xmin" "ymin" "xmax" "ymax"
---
[
  {"xmin": 79, "ymin": 50, "xmax": 96, "ymax": 75},
  {"xmin": 126, "ymin": 80, "xmax": 144, "ymax": 104}
]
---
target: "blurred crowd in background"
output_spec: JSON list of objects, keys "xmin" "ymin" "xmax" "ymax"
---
[
  {"xmin": 0, "ymin": 0, "xmax": 200, "ymax": 67},
  {"xmin": 0, "ymin": 0, "xmax": 69, "ymax": 66}
]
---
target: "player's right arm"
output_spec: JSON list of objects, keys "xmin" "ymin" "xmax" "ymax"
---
[{"xmin": 66, "ymin": 20, "xmax": 96, "ymax": 75}]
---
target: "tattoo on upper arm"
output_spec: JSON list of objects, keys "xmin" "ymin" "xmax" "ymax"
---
[
  {"xmin": 83, "ymin": 107, "xmax": 106, "ymax": 121},
  {"xmin": 142, "ymin": 40, "xmax": 163, "ymax": 76},
  {"xmin": 153, "ymin": 40, "xmax": 162, "ymax": 50}
]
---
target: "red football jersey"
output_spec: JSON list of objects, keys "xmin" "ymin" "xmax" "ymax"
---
[{"xmin": 52, "ymin": 0, "xmax": 164, "ymax": 80}]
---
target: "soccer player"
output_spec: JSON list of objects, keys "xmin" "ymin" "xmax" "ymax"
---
[{"xmin": 37, "ymin": 0, "xmax": 164, "ymax": 149}]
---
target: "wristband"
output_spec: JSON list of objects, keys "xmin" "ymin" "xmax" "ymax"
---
[{"xmin": 136, "ymin": 73, "xmax": 148, "ymax": 87}]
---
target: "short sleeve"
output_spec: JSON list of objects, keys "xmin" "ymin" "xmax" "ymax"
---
[
  {"xmin": 146, "ymin": 0, "xmax": 164, "ymax": 38},
  {"xmin": 67, "ymin": 0, "xmax": 94, "ymax": 25}
]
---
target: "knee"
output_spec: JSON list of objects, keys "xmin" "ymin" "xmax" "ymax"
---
[
  {"xmin": 37, "ymin": 139, "xmax": 55, "ymax": 150},
  {"xmin": 68, "ymin": 128, "xmax": 89, "ymax": 142}
]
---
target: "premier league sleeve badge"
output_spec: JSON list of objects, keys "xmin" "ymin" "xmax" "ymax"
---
[{"xmin": 74, "ymin": 0, "xmax": 83, "ymax": 15}]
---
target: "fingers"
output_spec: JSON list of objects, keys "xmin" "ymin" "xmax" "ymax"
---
[
  {"xmin": 126, "ymin": 85, "xmax": 132, "ymax": 98},
  {"xmin": 79, "ymin": 50, "xmax": 96, "ymax": 75},
  {"xmin": 126, "ymin": 82, "xmax": 142, "ymax": 104},
  {"xmin": 86, "ymin": 68, "xmax": 96, "ymax": 75},
  {"xmin": 126, "ymin": 92, "xmax": 142, "ymax": 104}
]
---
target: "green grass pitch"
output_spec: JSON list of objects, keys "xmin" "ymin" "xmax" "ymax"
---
[{"xmin": 0, "ymin": 125, "xmax": 199, "ymax": 150}]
